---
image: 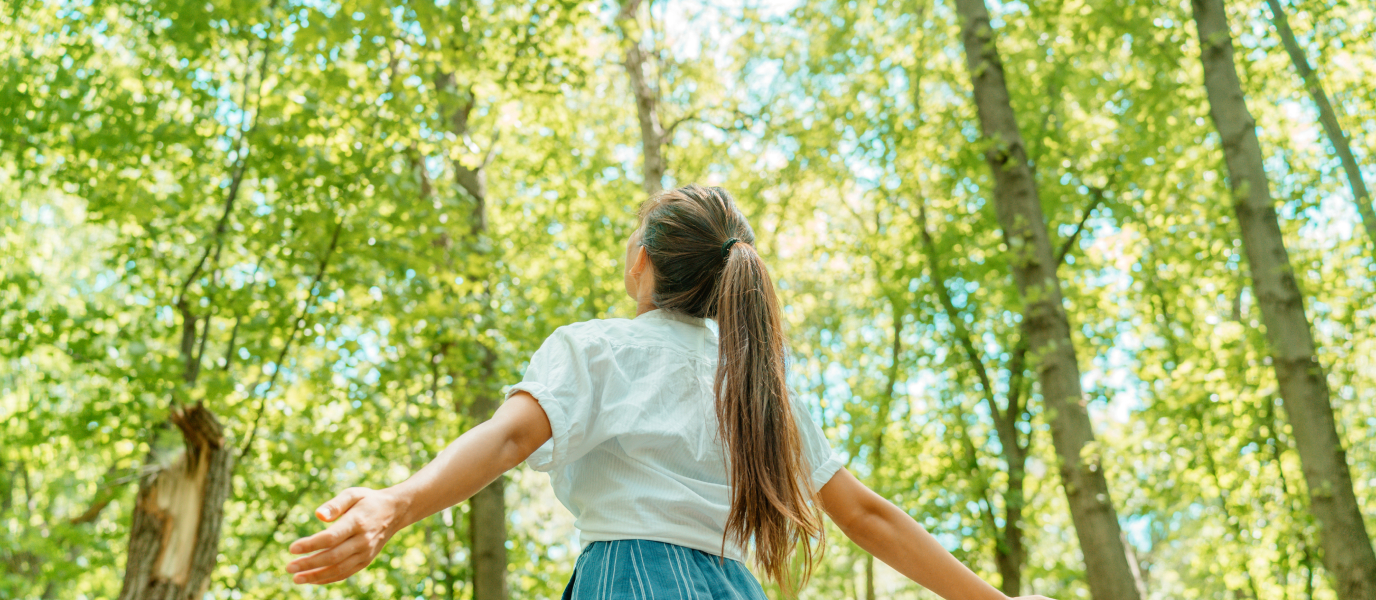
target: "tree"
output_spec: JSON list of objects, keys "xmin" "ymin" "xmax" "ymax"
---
[
  {"xmin": 916, "ymin": 189, "xmax": 1106, "ymax": 595},
  {"xmin": 616, "ymin": 0, "xmax": 667, "ymax": 196},
  {"xmin": 1261, "ymin": 0, "xmax": 1376, "ymax": 257},
  {"xmin": 117, "ymin": 404, "xmax": 233, "ymax": 600},
  {"xmin": 1187, "ymin": 0, "xmax": 1376, "ymax": 597},
  {"xmin": 951, "ymin": 0, "xmax": 1144, "ymax": 598},
  {"xmin": 5, "ymin": 0, "xmax": 1376, "ymax": 598}
]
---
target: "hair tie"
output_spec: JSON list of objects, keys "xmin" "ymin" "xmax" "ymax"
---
[{"xmin": 720, "ymin": 238, "xmax": 739, "ymax": 258}]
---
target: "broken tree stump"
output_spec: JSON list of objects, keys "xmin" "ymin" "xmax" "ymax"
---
[{"xmin": 118, "ymin": 403, "xmax": 233, "ymax": 600}]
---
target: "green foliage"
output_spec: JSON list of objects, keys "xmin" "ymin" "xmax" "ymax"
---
[{"xmin": 2, "ymin": 0, "xmax": 1374, "ymax": 599}]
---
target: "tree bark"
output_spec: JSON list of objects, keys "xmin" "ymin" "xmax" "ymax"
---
[
  {"xmin": 1189, "ymin": 1, "xmax": 1376, "ymax": 597},
  {"xmin": 1262, "ymin": 0, "xmax": 1376, "ymax": 255},
  {"xmin": 118, "ymin": 404, "xmax": 233, "ymax": 600},
  {"xmin": 466, "ymin": 349, "xmax": 508, "ymax": 600},
  {"xmin": 617, "ymin": 0, "xmax": 666, "ymax": 196},
  {"xmin": 436, "ymin": 71, "xmax": 509, "ymax": 600},
  {"xmin": 864, "ymin": 553, "xmax": 876, "ymax": 600},
  {"xmin": 950, "ymin": 2, "xmax": 1142, "ymax": 598}
]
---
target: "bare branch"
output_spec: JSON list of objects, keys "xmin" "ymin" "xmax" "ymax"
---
[
  {"xmin": 661, "ymin": 110, "xmax": 702, "ymax": 140},
  {"xmin": 228, "ymin": 480, "xmax": 317, "ymax": 593},
  {"xmin": 916, "ymin": 199, "xmax": 998, "ymax": 409},
  {"xmin": 868, "ymin": 298, "xmax": 907, "ymax": 484},
  {"xmin": 172, "ymin": 30, "xmax": 279, "ymax": 394},
  {"xmin": 238, "ymin": 216, "xmax": 346, "ymax": 459},
  {"xmin": 69, "ymin": 465, "xmax": 139, "ymax": 525},
  {"xmin": 1054, "ymin": 183, "xmax": 1110, "ymax": 267},
  {"xmin": 481, "ymin": 131, "xmax": 501, "ymax": 171}
]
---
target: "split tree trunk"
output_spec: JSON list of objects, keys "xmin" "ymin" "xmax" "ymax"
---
[
  {"xmin": 118, "ymin": 404, "xmax": 233, "ymax": 600},
  {"xmin": 1188, "ymin": 0, "xmax": 1376, "ymax": 597},
  {"xmin": 1262, "ymin": 0, "xmax": 1376, "ymax": 255},
  {"xmin": 951, "ymin": 1, "xmax": 1142, "ymax": 598},
  {"xmin": 617, "ymin": 0, "xmax": 665, "ymax": 196}
]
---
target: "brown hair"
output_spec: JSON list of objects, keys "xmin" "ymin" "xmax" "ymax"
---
[{"xmin": 637, "ymin": 184, "xmax": 824, "ymax": 593}]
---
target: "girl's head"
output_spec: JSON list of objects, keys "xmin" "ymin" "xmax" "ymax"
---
[{"xmin": 626, "ymin": 184, "xmax": 824, "ymax": 594}]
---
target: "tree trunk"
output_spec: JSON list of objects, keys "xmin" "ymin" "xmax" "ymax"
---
[
  {"xmin": 862, "ymin": 300, "xmax": 903, "ymax": 600},
  {"xmin": 1189, "ymin": 1, "xmax": 1376, "ymax": 597},
  {"xmin": 993, "ymin": 445, "xmax": 1026, "ymax": 597},
  {"xmin": 864, "ymin": 554, "xmax": 877, "ymax": 600},
  {"xmin": 118, "ymin": 404, "xmax": 233, "ymax": 600},
  {"xmin": 617, "ymin": 0, "xmax": 665, "ymax": 196},
  {"xmin": 466, "ymin": 348, "xmax": 508, "ymax": 600},
  {"xmin": 436, "ymin": 71, "xmax": 509, "ymax": 600},
  {"xmin": 917, "ymin": 200, "xmax": 1030, "ymax": 596},
  {"xmin": 1262, "ymin": 0, "xmax": 1376, "ymax": 255},
  {"xmin": 950, "ymin": 2, "xmax": 1142, "ymax": 599},
  {"xmin": 468, "ymin": 471, "xmax": 507, "ymax": 600}
]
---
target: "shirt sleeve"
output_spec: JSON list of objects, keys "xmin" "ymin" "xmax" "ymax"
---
[
  {"xmin": 506, "ymin": 326, "xmax": 606, "ymax": 472},
  {"xmin": 794, "ymin": 399, "xmax": 844, "ymax": 491}
]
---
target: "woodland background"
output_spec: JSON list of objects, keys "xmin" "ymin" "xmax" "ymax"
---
[{"xmin": 2, "ymin": 0, "xmax": 1375, "ymax": 598}]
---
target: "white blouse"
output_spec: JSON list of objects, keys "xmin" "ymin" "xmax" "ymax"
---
[{"xmin": 505, "ymin": 308, "xmax": 844, "ymax": 563}]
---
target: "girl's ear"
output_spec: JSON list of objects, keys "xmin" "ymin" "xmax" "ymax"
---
[{"xmin": 631, "ymin": 244, "xmax": 648, "ymax": 276}]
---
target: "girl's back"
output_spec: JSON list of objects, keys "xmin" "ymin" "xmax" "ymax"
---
[{"xmin": 510, "ymin": 309, "xmax": 841, "ymax": 564}]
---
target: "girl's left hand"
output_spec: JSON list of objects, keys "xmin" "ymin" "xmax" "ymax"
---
[{"xmin": 285, "ymin": 487, "xmax": 408, "ymax": 585}]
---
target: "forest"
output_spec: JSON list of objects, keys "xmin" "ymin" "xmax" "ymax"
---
[{"xmin": 2, "ymin": 0, "xmax": 1374, "ymax": 598}]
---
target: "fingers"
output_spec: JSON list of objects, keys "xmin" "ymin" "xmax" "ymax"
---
[
  {"xmin": 289, "ymin": 514, "xmax": 359, "ymax": 555},
  {"xmin": 314, "ymin": 487, "xmax": 369, "ymax": 522},
  {"xmin": 286, "ymin": 533, "xmax": 365, "ymax": 577},
  {"xmin": 292, "ymin": 551, "xmax": 373, "ymax": 585}
]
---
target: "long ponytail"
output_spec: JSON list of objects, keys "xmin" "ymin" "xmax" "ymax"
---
[{"xmin": 637, "ymin": 184, "xmax": 824, "ymax": 594}]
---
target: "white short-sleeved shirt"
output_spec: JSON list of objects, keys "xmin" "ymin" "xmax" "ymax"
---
[{"xmin": 505, "ymin": 308, "xmax": 844, "ymax": 563}]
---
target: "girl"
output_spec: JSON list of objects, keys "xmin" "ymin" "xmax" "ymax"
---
[{"xmin": 286, "ymin": 185, "xmax": 1053, "ymax": 600}]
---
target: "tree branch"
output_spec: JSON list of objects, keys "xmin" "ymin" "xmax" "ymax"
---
[
  {"xmin": 229, "ymin": 480, "xmax": 317, "ymax": 593},
  {"xmin": 173, "ymin": 29, "xmax": 278, "ymax": 393},
  {"xmin": 1054, "ymin": 183, "xmax": 1110, "ymax": 267},
  {"xmin": 661, "ymin": 110, "xmax": 702, "ymax": 140},
  {"xmin": 222, "ymin": 241, "xmax": 277, "ymax": 372},
  {"xmin": 869, "ymin": 298, "xmax": 906, "ymax": 486},
  {"xmin": 916, "ymin": 199, "xmax": 999, "ymax": 410},
  {"xmin": 237, "ymin": 216, "xmax": 346, "ymax": 459},
  {"xmin": 68, "ymin": 467, "xmax": 139, "ymax": 525}
]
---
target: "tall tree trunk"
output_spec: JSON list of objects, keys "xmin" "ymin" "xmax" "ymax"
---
[
  {"xmin": 118, "ymin": 404, "xmax": 233, "ymax": 600},
  {"xmin": 437, "ymin": 72, "xmax": 508, "ymax": 600},
  {"xmin": 1262, "ymin": 0, "xmax": 1376, "ymax": 254},
  {"xmin": 467, "ymin": 379, "xmax": 508, "ymax": 600},
  {"xmin": 950, "ymin": 2, "xmax": 1142, "ymax": 598},
  {"xmin": 616, "ymin": 0, "xmax": 666, "ymax": 195},
  {"xmin": 1189, "ymin": 0, "xmax": 1376, "ymax": 597}
]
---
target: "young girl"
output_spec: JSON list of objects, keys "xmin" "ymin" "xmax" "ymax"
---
[{"xmin": 286, "ymin": 185, "xmax": 1053, "ymax": 600}]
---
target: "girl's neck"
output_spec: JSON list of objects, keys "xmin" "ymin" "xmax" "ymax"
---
[{"xmin": 634, "ymin": 299, "xmax": 657, "ymax": 317}]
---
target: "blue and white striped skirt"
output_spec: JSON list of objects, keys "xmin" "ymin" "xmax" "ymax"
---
[{"xmin": 560, "ymin": 539, "xmax": 769, "ymax": 600}]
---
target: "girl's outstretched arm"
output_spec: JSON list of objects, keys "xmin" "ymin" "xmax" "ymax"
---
[
  {"xmin": 285, "ymin": 391, "xmax": 552, "ymax": 585},
  {"xmin": 819, "ymin": 467, "xmax": 1053, "ymax": 600}
]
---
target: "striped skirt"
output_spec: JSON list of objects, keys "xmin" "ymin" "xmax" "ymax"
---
[{"xmin": 560, "ymin": 539, "xmax": 768, "ymax": 600}]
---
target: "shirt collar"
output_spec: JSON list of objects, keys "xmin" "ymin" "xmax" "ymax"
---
[{"xmin": 635, "ymin": 308, "xmax": 709, "ymax": 328}]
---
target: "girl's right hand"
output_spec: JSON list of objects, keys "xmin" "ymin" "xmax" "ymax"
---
[{"xmin": 285, "ymin": 487, "xmax": 409, "ymax": 585}]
